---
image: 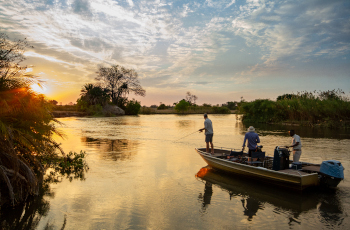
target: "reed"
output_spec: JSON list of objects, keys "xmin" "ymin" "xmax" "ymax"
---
[{"xmin": 238, "ymin": 90, "xmax": 350, "ymax": 128}]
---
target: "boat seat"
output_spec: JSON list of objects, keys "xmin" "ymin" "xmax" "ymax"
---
[{"xmin": 247, "ymin": 152, "xmax": 266, "ymax": 166}]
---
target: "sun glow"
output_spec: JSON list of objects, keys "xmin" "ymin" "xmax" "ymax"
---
[{"xmin": 30, "ymin": 83, "xmax": 47, "ymax": 94}]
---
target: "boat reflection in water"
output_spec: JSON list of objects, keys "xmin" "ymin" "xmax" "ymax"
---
[{"xmin": 196, "ymin": 166, "xmax": 345, "ymax": 225}]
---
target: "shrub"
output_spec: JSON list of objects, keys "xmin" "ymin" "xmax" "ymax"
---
[
  {"xmin": 211, "ymin": 106, "xmax": 231, "ymax": 114},
  {"xmin": 125, "ymin": 99, "xmax": 141, "ymax": 115},
  {"xmin": 175, "ymin": 99, "xmax": 190, "ymax": 113}
]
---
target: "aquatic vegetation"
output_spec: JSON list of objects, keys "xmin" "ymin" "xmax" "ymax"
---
[{"xmin": 238, "ymin": 90, "xmax": 350, "ymax": 128}]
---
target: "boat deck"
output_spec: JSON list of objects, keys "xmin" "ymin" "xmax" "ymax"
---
[
  {"xmin": 302, "ymin": 165, "xmax": 321, "ymax": 173},
  {"xmin": 278, "ymin": 169, "xmax": 310, "ymax": 176}
]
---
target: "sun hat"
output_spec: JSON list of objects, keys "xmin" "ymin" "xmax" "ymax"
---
[{"xmin": 247, "ymin": 126, "xmax": 255, "ymax": 132}]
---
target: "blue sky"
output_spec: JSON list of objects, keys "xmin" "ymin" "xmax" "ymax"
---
[{"xmin": 1, "ymin": 0, "xmax": 349, "ymax": 105}]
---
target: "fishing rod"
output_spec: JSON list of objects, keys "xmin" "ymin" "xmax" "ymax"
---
[{"xmin": 174, "ymin": 130, "xmax": 200, "ymax": 142}]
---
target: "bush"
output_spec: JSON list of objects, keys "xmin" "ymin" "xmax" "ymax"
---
[
  {"xmin": 175, "ymin": 99, "xmax": 190, "ymax": 113},
  {"xmin": 125, "ymin": 99, "xmax": 141, "ymax": 115},
  {"xmin": 238, "ymin": 90, "xmax": 350, "ymax": 128},
  {"xmin": 211, "ymin": 106, "xmax": 231, "ymax": 114},
  {"xmin": 157, "ymin": 104, "xmax": 167, "ymax": 110}
]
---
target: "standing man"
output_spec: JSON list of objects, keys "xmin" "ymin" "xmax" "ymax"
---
[
  {"xmin": 288, "ymin": 130, "xmax": 302, "ymax": 162},
  {"xmin": 242, "ymin": 126, "xmax": 260, "ymax": 157},
  {"xmin": 199, "ymin": 113, "xmax": 214, "ymax": 154}
]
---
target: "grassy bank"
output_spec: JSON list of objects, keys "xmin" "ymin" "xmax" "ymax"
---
[
  {"xmin": 238, "ymin": 90, "xmax": 350, "ymax": 128},
  {"xmin": 53, "ymin": 105, "xmax": 233, "ymax": 115},
  {"xmin": 140, "ymin": 105, "xmax": 232, "ymax": 114}
]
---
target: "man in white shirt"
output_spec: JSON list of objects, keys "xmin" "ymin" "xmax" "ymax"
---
[
  {"xmin": 288, "ymin": 130, "xmax": 302, "ymax": 162},
  {"xmin": 199, "ymin": 113, "xmax": 214, "ymax": 154}
]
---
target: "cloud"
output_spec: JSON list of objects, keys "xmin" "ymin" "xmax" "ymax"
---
[
  {"xmin": 1, "ymin": 0, "xmax": 349, "ymax": 104},
  {"xmin": 72, "ymin": 0, "xmax": 92, "ymax": 17},
  {"xmin": 225, "ymin": 0, "xmax": 236, "ymax": 9},
  {"xmin": 231, "ymin": 0, "xmax": 350, "ymax": 76},
  {"xmin": 127, "ymin": 0, "xmax": 134, "ymax": 7}
]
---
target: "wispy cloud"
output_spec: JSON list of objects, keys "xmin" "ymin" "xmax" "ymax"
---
[{"xmin": 0, "ymin": 0, "xmax": 349, "ymax": 104}]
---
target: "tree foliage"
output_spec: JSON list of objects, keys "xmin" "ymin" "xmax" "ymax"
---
[
  {"xmin": 186, "ymin": 91, "xmax": 198, "ymax": 105},
  {"xmin": 79, "ymin": 83, "xmax": 110, "ymax": 106},
  {"xmin": 157, "ymin": 103, "xmax": 167, "ymax": 110},
  {"xmin": 174, "ymin": 99, "xmax": 190, "ymax": 113},
  {"xmin": 95, "ymin": 65, "xmax": 145, "ymax": 105},
  {"xmin": 125, "ymin": 99, "xmax": 141, "ymax": 115},
  {"xmin": 239, "ymin": 90, "xmax": 350, "ymax": 128},
  {"xmin": 0, "ymin": 34, "xmax": 70, "ymax": 205}
]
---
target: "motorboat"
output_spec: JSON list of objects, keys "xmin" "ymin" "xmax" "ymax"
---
[{"xmin": 195, "ymin": 146, "xmax": 344, "ymax": 191}]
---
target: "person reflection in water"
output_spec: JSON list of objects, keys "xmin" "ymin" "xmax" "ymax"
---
[
  {"xmin": 241, "ymin": 197, "xmax": 262, "ymax": 221},
  {"xmin": 198, "ymin": 181, "xmax": 213, "ymax": 212}
]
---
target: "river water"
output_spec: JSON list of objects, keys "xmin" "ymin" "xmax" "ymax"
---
[{"xmin": 2, "ymin": 114, "xmax": 350, "ymax": 229}]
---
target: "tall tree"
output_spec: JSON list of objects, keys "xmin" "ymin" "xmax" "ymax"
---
[
  {"xmin": 80, "ymin": 83, "xmax": 110, "ymax": 105},
  {"xmin": 0, "ymin": 33, "xmax": 36, "ymax": 91},
  {"xmin": 0, "ymin": 34, "xmax": 65, "ymax": 205},
  {"xmin": 95, "ymin": 65, "xmax": 146, "ymax": 105},
  {"xmin": 185, "ymin": 91, "xmax": 198, "ymax": 105}
]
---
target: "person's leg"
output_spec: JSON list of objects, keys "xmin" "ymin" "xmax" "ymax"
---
[
  {"xmin": 206, "ymin": 142, "xmax": 209, "ymax": 153},
  {"xmin": 293, "ymin": 150, "xmax": 301, "ymax": 162},
  {"xmin": 210, "ymin": 142, "xmax": 214, "ymax": 154}
]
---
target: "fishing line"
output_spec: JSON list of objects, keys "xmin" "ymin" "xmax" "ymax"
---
[{"xmin": 173, "ymin": 130, "xmax": 200, "ymax": 142}]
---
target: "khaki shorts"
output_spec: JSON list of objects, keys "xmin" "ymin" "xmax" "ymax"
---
[{"xmin": 293, "ymin": 150, "xmax": 302, "ymax": 162}]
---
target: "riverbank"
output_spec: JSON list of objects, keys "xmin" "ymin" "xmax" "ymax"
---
[
  {"xmin": 52, "ymin": 111, "xmax": 88, "ymax": 117},
  {"xmin": 238, "ymin": 91, "xmax": 350, "ymax": 129},
  {"xmin": 139, "ymin": 107, "xmax": 236, "ymax": 115},
  {"xmin": 51, "ymin": 105, "xmax": 236, "ymax": 117}
]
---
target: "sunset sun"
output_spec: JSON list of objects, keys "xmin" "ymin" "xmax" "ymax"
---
[{"xmin": 30, "ymin": 83, "xmax": 47, "ymax": 94}]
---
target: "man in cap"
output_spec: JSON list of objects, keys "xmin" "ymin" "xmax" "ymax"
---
[
  {"xmin": 288, "ymin": 130, "xmax": 302, "ymax": 162},
  {"xmin": 199, "ymin": 113, "xmax": 214, "ymax": 154},
  {"xmin": 242, "ymin": 126, "xmax": 260, "ymax": 158}
]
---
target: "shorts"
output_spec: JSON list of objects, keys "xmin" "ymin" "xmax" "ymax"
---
[
  {"xmin": 248, "ymin": 149, "xmax": 255, "ymax": 157},
  {"xmin": 205, "ymin": 134, "xmax": 213, "ymax": 143}
]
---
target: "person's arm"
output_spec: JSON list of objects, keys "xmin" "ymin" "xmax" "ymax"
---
[
  {"xmin": 242, "ymin": 135, "xmax": 247, "ymax": 150},
  {"xmin": 256, "ymin": 135, "xmax": 260, "ymax": 144},
  {"xmin": 290, "ymin": 136, "xmax": 300, "ymax": 148},
  {"xmin": 199, "ymin": 121, "xmax": 207, "ymax": 132},
  {"xmin": 199, "ymin": 127, "xmax": 206, "ymax": 132}
]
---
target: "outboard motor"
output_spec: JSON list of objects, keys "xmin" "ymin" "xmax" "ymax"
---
[
  {"xmin": 272, "ymin": 147, "xmax": 290, "ymax": 171},
  {"xmin": 319, "ymin": 160, "xmax": 344, "ymax": 188}
]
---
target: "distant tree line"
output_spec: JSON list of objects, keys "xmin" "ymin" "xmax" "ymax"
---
[{"xmin": 238, "ymin": 89, "xmax": 350, "ymax": 128}]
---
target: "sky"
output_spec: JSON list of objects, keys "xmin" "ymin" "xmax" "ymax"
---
[{"xmin": 1, "ymin": 0, "xmax": 349, "ymax": 106}]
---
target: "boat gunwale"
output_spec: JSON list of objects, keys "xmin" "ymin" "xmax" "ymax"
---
[{"xmin": 195, "ymin": 148, "xmax": 318, "ymax": 179}]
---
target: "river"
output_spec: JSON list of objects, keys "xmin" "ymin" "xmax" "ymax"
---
[{"xmin": 1, "ymin": 114, "xmax": 350, "ymax": 229}]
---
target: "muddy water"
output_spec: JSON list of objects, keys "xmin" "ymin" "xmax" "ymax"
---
[{"xmin": 2, "ymin": 115, "xmax": 350, "ymax": 229}]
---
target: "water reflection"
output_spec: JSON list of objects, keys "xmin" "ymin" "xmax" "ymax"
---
[
  {"xmin": 0, "ymin": 181, "xmax": 66, "ymax": 230},
  {"xmin": 81, "ymin": 137, "xmax": 139, "ymax": 161},
  {"xmin": 176, "ymin": 120, "xmax": 196, "ymax": 128},
  {"xmin": 241, "ymin": 120, "xmax": 350, "ymax": 139},
  {"xmin": 198, "ymin": 181, "xmax": 213, "ymax": 213},
  {"xmin": 196, "ymin": 167, "xmax": 345, "ymax": 226},
  {"xmin": 241, "ymin": 197, "xmax": 262, "ymax": 221}
]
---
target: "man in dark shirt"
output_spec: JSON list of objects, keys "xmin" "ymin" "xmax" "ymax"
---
[{"xmin": 242, "ymin": 126, "xmax": 260, "ymax": 157}]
